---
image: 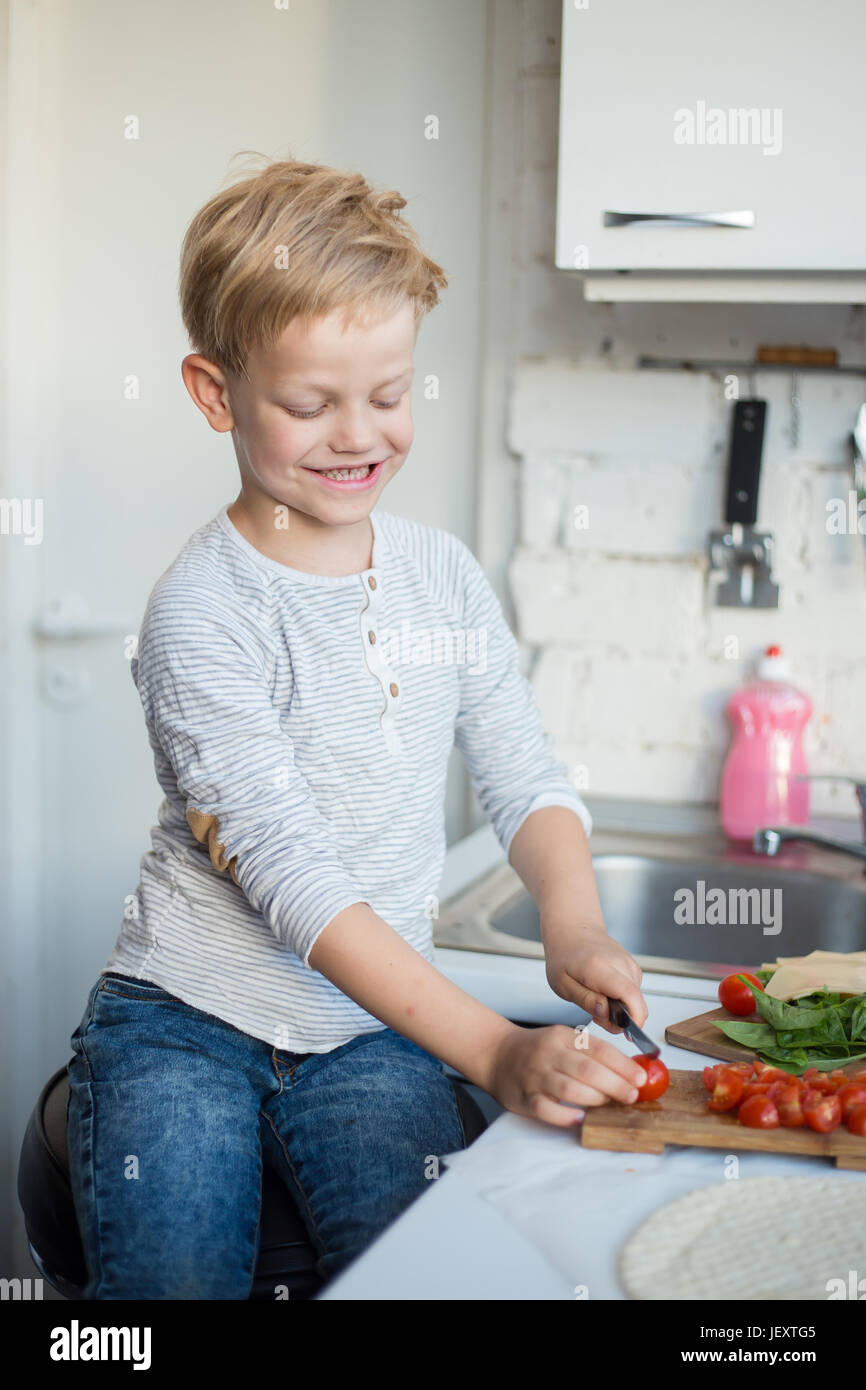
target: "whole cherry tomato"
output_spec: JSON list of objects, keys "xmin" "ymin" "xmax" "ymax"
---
[
  {"xmin": 632, "ymin": 1055, "xmax": 669, "ymax": 1102},
  {"xmin": 738, "ymin": 1094, "xmax": 780, "ymax": 1128},
  {"xmin": 718, "ymin": 973, "xmax": 764, "ymax": 1015}
]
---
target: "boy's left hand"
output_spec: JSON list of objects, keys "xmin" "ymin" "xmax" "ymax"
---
[{"xmin": 542, "ymin": 917, "xmax": 647, "ymax": 1032}]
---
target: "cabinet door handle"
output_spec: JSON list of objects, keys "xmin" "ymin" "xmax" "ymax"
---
[
  {"xmin": 33, "ymin": 593, "xmax": 131, "ymax": 639},
  {"xmin": 603, "ymin": 209, "xmax": 756, "ymax": 229}
]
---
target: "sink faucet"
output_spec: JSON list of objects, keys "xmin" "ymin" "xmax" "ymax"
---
[{"xmin": 752, "ymin": 775, "xmax": 866, "ymax": 866}]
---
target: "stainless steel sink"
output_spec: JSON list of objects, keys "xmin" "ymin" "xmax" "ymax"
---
[
  {"xmin": 436, "ymin": 827, "xmax": 866, "ymax": 979},
  {"xmin": 489, "ymin": 854, "xmax": 866, "ymax": 976}
]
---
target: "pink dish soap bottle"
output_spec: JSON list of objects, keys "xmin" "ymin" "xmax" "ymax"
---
[{"xmin": 719, "ymin": 645, "xmax": 813, "ymax": 843}]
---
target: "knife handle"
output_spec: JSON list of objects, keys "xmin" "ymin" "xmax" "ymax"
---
[{"xmin": 606, "ymin": 998, "xmax": 629, "ymax": 1030}]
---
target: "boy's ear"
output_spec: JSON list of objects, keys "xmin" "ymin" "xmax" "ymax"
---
[{"xmin": 180, "ymin": 354, "xmax": 235, "ymax": 432}]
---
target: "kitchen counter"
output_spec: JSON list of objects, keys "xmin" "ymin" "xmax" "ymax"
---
[
  {"xmin": 321, "ymin": 974, "xmax": 866, "ymax": 1300},
  {"xmin": 321, "ymin": 817, "xmax": 866, "ymax": 1299}
]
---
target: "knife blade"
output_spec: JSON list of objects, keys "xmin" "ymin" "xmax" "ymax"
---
[{"xmin": 606, "ymin": 998, "xmax": 660, "ymax": 1057}]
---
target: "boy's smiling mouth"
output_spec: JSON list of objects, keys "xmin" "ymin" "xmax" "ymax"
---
[{"xmin": 302, "ymin": 459, "xmax": 386, "ymax": 490}]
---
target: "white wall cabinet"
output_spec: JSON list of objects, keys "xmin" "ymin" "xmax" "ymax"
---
[{"xmin": 556, "ymin": 0, "xmax": 866, "ymax": 297}]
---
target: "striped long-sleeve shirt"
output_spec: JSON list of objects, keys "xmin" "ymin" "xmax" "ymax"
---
[{"xmin": 102, "ymin": 502, "xmax": 592, "ymax": 1052}]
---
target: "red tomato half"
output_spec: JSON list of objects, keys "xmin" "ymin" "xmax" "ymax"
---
[
  {"xmin": 803, "ymin": 1093, "xmax": 842, "ymax": 1133},
  {"xmin": 632, "ymin": 1055, "xmax": 669, "ymax": 1102},
  {"xmin": 846, "ymin": 1104, "xmax": 866, "ymax": 1137},
  {"xmin": 774, "ymin": 1084, "xmax": 806, "ymax": 1128},
  {"xmin": 704, "ymin": 1061, "xmax": 754, "ymax": 1091},
  {"xmin": 755, "ymin": 1067, "xmax": 792, "ymax": 1086},
  {"xmin": 838, "ymin": 1083, "xmax": 866, "ymax": 1121},
  {"xmin": 741, "ymin": 1080, "xmax": 773, "ymax": 1101},
  {"xmin": 803, "ymin": 1075, "xmax": 837, "ymax": 1096},
  {"xmin": 718, "ymin": 973, "xmax": 764, "ymax": 1015},
  {"xmin": 739, "ymin": 1095, "xmax": 780, "ymax": 1128},
  {"xmin": 707, "ymin": 1067, "xmax": 744, "ymax": 1112},
  {"xmin": 802, "ymin": 1068, "xmax": 846, "ymax": 1091}
]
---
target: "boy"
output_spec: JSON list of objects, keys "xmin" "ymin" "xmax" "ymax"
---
[{"xmin": 66, "ymin": 158, "xmax": 648, "ymax": 1299}]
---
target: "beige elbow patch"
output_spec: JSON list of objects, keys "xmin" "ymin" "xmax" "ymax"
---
[{"xmin": 186, "ymin": 808, "xmax": 240, "ymax": 887}]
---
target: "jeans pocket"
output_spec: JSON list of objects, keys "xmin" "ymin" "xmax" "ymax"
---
[
  {"xmin": 83, "ymin": 973, "xmax": 179, "ymax": 1034},
  {"xmin": 70, "ymin": 975, "xmax": 109, "ymax": 1045}
]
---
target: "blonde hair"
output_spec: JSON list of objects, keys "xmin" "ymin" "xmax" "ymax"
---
[{"xmin": 178, "ymin": 153, "xmax": 448, "ymax": 380}]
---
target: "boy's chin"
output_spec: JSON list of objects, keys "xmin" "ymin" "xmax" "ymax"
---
[{"xmin": 286, "ymin": 494, "xmax": 378, "ymax": 528}]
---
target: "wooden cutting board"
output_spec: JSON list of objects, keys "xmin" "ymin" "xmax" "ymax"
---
[
  {"xmin": 665, "ymin": 1005, "xmax": 765, "ymax": 1064},
  {"xmin": 580, "ymin": 1069, "xmax": 866, "ymax": 1170},
  {"xmin": 666, "ymin": 1006, "xmax": 866, "ymax": 1077}
]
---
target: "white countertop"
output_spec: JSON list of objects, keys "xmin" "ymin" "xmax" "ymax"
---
[
  {"xmin": 320, "ymin": 966, "xmax": 866, "ymax": 1300},
  {"xmin": 320, "ymin": 821, "xmax": 866, "ymax": 1299}
]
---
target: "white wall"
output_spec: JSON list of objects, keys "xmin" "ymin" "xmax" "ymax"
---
[
  {"xmin": 474, "ymin": 0, "xmax": 866, "ymax": 823},
  {"xmin": 0, "ymin": 0, "xmax": 490, "ymax": 1274}
]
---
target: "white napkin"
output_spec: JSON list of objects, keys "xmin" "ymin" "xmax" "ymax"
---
[{"xmin": 443, "ymin": 1112, "xmax": 866, "ymax": 1299}]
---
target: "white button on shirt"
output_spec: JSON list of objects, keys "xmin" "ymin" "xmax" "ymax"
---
[{"xmin": 102, "ymin": 502, "xmax": 592, "ymax": 1053}]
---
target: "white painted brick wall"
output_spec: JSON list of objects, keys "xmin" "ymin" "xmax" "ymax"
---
[
  {"xmin": 478, "ymin": 2, "xmax": 866, "ymax": 825},
  {"xmin": 509, "ymin": 363, "xmax": 866, "ymax": 816}
]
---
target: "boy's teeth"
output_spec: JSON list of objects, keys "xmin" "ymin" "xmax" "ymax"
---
[{"xmin": 321, "ymin": 465, "xmax": 371, "ymax": 481}]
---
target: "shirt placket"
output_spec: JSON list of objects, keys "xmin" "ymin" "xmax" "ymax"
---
[{"xmin": 358, "ymin": 567, "xmax": 403, "ymax": 757}]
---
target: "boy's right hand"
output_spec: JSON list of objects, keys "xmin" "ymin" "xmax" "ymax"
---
[{"xmin": 484, "ymin": 1022, "xmax": 648, "ymax": 1129}]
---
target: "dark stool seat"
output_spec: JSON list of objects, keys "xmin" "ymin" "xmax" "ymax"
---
[{"xmin": 18, "ymin": 1061, "xmax": 488, "ymax": 1300}]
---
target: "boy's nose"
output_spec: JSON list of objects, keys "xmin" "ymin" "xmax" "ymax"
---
[{"xmin": 326, "ymin": 403, "xmax": 379, "ymax": 453}]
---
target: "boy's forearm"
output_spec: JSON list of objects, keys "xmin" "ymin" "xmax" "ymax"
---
[
  {"xmin": 307, "ymin": 903, "xmax": 515, "ymax": 1090},
  {"xmin": 507, "ymin": 805, "xmax": 606, "ymax": 945}
]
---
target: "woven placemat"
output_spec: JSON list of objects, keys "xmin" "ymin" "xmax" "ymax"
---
[{"xmin": 619, "ymin": 1176, "xmax": 866, "ymax": 1300}]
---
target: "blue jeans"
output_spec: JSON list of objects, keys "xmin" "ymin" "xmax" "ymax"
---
[{"xmin": 66, "ymin": 972, "xmax": 467, "ymax": 1299}]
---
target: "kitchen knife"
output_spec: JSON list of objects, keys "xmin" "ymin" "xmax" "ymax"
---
[{"xmin": 606, "ymin": 998, "xmax": 660, "ymax": 1058}]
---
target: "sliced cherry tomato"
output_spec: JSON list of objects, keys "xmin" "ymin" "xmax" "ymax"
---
[
  {"xmin": 827, "ymin": 1070, "xmax": 850, "ymax": 1089},
  {"xmin": 845, "ymin": 1068, "xmax": 866, "ymax": 1084},
  {"xmin": 774, "ymin": 1083, "xmax": 806, "ymax": 1127},
  {"xmin": 838, "ymin": 1083, "xmax": 866, "ymax": 1121},
  {"xmin": 707, "ymin": 1067, "xmax": 744, "ymax": 1112},
  {"xmin": 804, "ymin": 1093, "xmax": 842, "ymax": 1133},
  {"xmin": 632, "ymin": 1055, "xmax": 669, "ymax": 1102},
  {"xmin": 703, "ymin": 1061, "xmax": 753, "ymax": 1091},
  {"xmin": 718, "ymin": 973, "xmax": 764, "ymax": 1015},
  {"xmin": 738, "ymin": 1094, "xmax": 780, "ymax": 1128},
  {"xmin": 846, "ymin": 1104, "xmax": 866, "ymax": 1137},
  {"xmin": 753, "ymin": 1067, "xmax": 791, "ymax": 1086},
  {"xmin": 742, "ymin": 1080, "xmax": 773, "ymax": 1100},
  {"xmin": 765, "ymin": 1079, "xmax": 790, "ymax": 1103},
  {"xmin": 803, "ymin": 1075, "xmax": 837, "ymax": 1095}
]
